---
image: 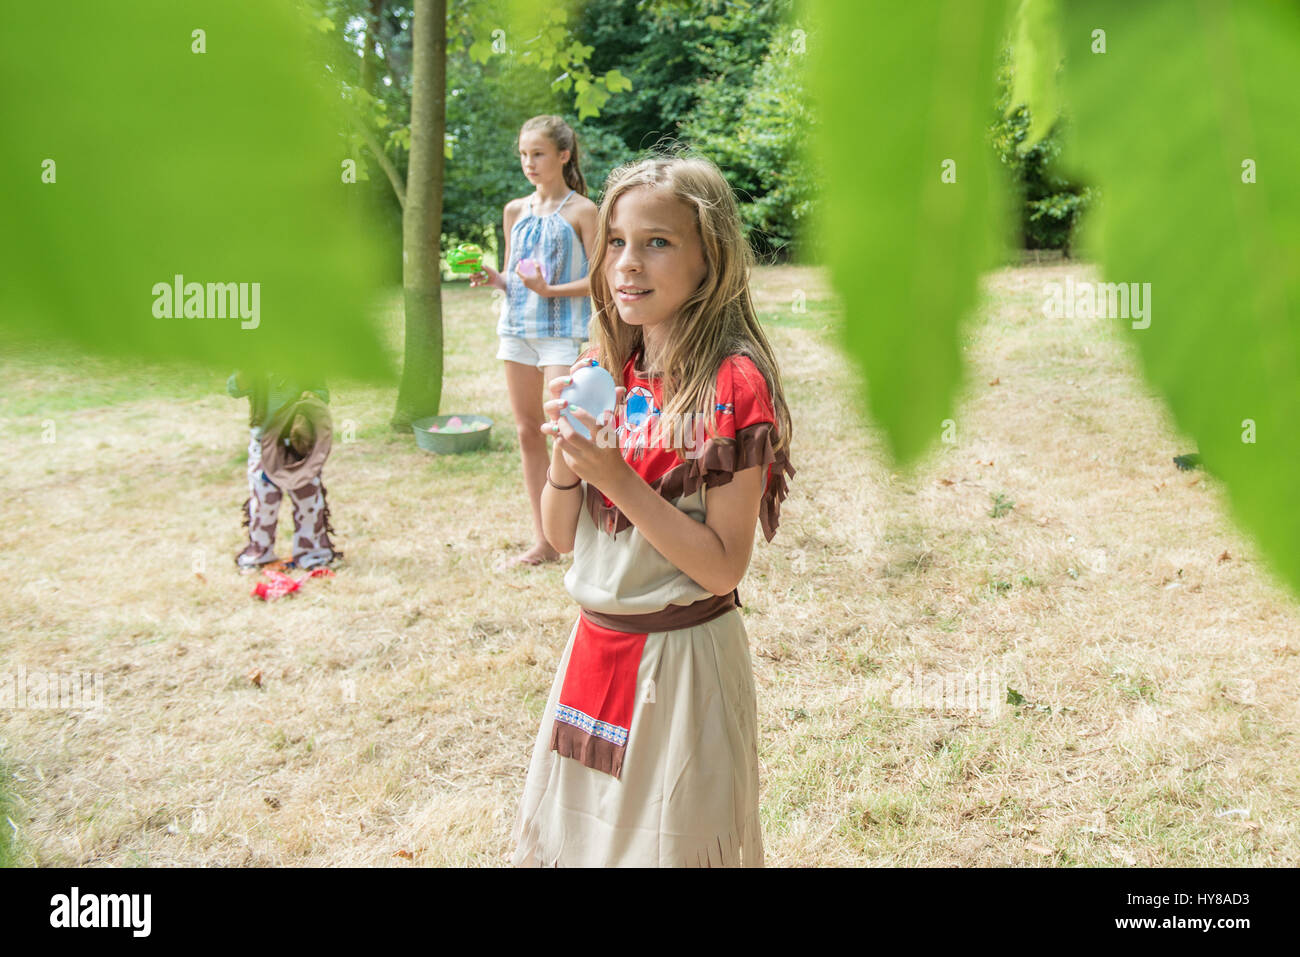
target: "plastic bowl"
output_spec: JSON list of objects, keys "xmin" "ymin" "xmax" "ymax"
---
[{"xmin": 411, "ymin": 414, "xmax": 493, "ymax": 454}]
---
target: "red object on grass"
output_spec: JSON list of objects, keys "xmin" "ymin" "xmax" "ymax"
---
[
  {"xmin": 251, "ymin": 570, "xmax": 302, "ymax": 601},
  {"xmin": 250, "ymin": 566, "xmax": 335, "ymax": 600}
]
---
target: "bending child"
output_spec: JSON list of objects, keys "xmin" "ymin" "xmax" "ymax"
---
[{"xmin": 227, "ymin": 370, "xmax": 340, "ymax": 570}]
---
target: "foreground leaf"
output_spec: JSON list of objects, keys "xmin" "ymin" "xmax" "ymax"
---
[
  {"xmin": 1060, "ymin": 0, "xmax": 1300, "ymax": 593},
  {"xmin": 1008, "ymin": 0, "xmax": 1063, "ymax": 150},
  {"xmin": 806, "ymin": 0, "xmax": 1012, "ymax": 466},
  {"xmin": 0, "ymin": 1, "xmax": 393, "ymax": 383}
]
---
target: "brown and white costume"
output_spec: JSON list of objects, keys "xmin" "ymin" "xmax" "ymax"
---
[
  {"xmin": 511, "ymin": 349, "xmax": 795, "ymax": 867},
  {"xmin": 228, "ymin": 373, "xmax": 339, "ymax": 570}
]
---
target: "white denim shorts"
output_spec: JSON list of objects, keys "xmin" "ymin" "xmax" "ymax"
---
[{"xmin": 497, "ymin": 335, "xmax": 585, "ymax": 369}]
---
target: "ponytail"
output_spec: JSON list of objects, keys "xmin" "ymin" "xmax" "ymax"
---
[{"xmin": 563, "ymin": 136, "xmax": 587, "ymax": 197}]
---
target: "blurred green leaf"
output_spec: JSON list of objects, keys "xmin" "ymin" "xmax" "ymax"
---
[
  {"xmin": 0, "ymin": 1, "xmax": 394, "ymax": 384},
  {"xmin": 1008, "ymin": 0, "xmax": 1062, "ymax": 150},
  {"xmin": 575, "ymin": 81, "xmax": 611, "ymax": 120},
  {"xmin": 807, "ymin": 0, "xmax": 1012, "ymax": 466},
  {"xmin": 603, "ymin": 68, "xmax": 633, "ymax": 93},
  {"xmin": 387, "ymin": 125, "xmax": 413, "ymax": 151},
  {"xmin": 990, "ymin": 48, "xmax": 1092, "ymax": 251},
  {"xmin": 1060, "ymin": 0, "xmax": 1300, "ymax": 594},
  {"xmin": 506, "ymin": 0, "xmax": 547, "ymax": 42}
]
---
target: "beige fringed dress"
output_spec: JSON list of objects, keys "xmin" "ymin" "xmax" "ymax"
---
[{"xmin": 511, "ymin": 349, "xmax": 795, "ymax": 867}]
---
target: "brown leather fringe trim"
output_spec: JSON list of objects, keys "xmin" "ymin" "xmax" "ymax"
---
[
  {"xmin": 550, "ymin": 720, "xmax": 626, "ymax": 780},
  {"xmin": 586, "ymin": 422, "xmax": 796, "ymax": 542},
  {"xmin": 319, "ymin": 482, "xmax": 337, "ymax": 537}
]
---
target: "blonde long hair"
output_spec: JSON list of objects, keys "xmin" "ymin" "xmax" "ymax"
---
[
  {"xmin": 520, "ymin": 115, "xmax": 587, "ymax": 196},
  {"xmin": 587, "ymin": 154, "xmax": 793, "ymax": 461}
]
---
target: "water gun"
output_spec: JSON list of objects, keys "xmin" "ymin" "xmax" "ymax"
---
[{"xmin": 447, "ymin": 243, "xmax": 484, "ymax": 274}]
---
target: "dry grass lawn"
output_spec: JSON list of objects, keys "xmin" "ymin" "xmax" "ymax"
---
[{"xmin": 1, "ymin": 263, "xmax": 1297, "ymax": 866}]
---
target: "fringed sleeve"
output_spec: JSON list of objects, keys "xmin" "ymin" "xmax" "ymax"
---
[
  {"xmin": 582, "ymin": 353, "xmax": 795, "ymax": 541},
  {"xmin": 694, "ymin": 356, "xmax": 796, "ymax": 543}
]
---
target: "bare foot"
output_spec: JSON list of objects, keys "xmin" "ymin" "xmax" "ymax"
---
[{"xmin": 496, "ymin": 543, "xmax": 561, "ymax": 570}]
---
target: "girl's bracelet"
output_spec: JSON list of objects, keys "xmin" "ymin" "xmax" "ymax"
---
[{"xmin": 546, "ymin": 467, "xmax": 582, "ymax": 491}]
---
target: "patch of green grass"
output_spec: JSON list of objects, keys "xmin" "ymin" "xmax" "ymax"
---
[
  {"xmin": 840, "ymin": 789, "xmax": 919, "ymax": 854},
  {"xmin": 1005, "ymin": 687, "xmax": 1073, "ymax": 716},
  {"xmin": 0, "ymin": 345, "xmax": 215, "ymax": 417},
  {"xmin": 520, "ymin": 689, "xmax": 547, "ymax": 723},
  {"xmin": 202, "ymin": 449, "xmax": 251, "ymax": 485},
  {"xmin": 0, "ymin": 759, "xmax": 22, "ymax": 868},
  {"xmin": 880, "ymin": 549, "xmax": 935, "ymax": 578},
  {"xmin": 761, "ymin": 761, "xmax": 819, "ymax": 833},
  {"xmin": 757, "ymin": 299, "xmax": 838, "ymax": 331},
  {"xmin": 1111, "ymin": 667, "xmax": 1158, "ymax": 703},
  {"xmin": 1102, "ymin": 782, "xmax": 1266, "ymax": 865},
  {"xmin": 989, "ymin": 492, "xmax": 1015, "ymax": 518}
]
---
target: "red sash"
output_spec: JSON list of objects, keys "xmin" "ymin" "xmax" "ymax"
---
[{"xmin": 550, "ymin": 614, "xmax": 648, "ymax": 780}]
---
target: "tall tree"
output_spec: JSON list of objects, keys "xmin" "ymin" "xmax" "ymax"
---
[
  {"xmin": 316, "ymin": 0, "xmax": 634, "ymax": 427},
  {"xmin": 392, "ymin": 0, "xmax": 447, "ymax": 429}
]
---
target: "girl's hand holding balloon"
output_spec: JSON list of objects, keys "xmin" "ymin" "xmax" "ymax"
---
[
  {"xmin": 542, "ymin": 368, "xmax": 627, "ymax": 490},
  {"xmin": 550, "ymin": 405, "xmax": 629, "ymax": 491},
  {"xmin": 516, "ymin": 258, "xmax": 550, "ymax": 297}
]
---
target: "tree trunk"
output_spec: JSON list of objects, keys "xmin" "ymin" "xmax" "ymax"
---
[{"xmin": 391, "ymin": 0, "xmax": 445, "ymax": 430}]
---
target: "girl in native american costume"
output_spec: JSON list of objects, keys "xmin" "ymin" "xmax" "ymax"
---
[{"xmin": 511, "ymin": 154, "xmax": 796, "ymax": 867}]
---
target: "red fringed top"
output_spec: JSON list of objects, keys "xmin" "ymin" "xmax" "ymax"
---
[{"xmin": 580, "ymin": 347, "xmax": 796, "ymax": 542}]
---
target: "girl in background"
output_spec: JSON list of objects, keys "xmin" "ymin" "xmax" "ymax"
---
[{"xmin": 472, "ymin": 115, "xmax": 597, "ymax": 568}]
